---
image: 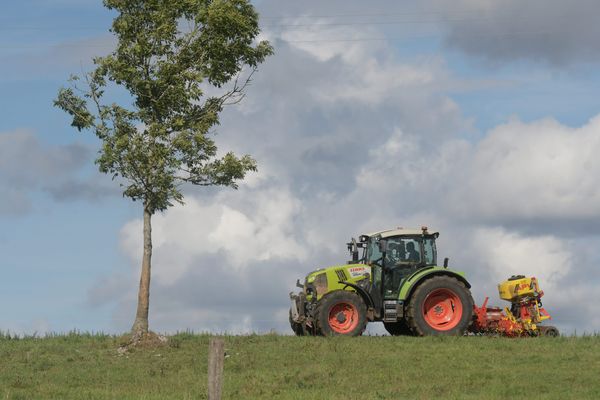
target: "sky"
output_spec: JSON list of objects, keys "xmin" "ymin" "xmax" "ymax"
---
[{"xmin": 1, "ymin": 0, "xmax": 600, "ymax": 336}]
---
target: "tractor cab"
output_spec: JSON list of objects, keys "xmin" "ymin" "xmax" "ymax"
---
[{"xmin": 353, "ymin": 227, "xmax": 439, "ymax": 299}]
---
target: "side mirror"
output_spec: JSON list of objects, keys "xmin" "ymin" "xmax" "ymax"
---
[
  {"xmin": 348, "ymin": 238, "xmax": 359, "ymax": 263},
  {"xmin": 443, "ymin": 257, "xmax": 449, "ymax": 268}
]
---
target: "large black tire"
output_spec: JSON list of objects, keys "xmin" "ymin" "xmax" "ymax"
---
[
  {"xmin": 406, "ymin": 275, "xmax": 474, "ymax": 336},
  {"xmin": 289, "ymin": 309, "xmax": 304, "ymax": 336},
  {"xmin": 383, "ymin": 320, "xmax": 413, "ymax": 336},
  {"xmin": 315, "ymin": 291, "xmax": 367, "ymax": 336}
]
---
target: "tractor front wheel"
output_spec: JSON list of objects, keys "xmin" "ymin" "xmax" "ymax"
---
[
  {"xmin": 315, "ymin": 291, "xmax": 367, "ymax": 336},
  {"xmin": 407, "ymin": 275, "xmax": 473, "ymax": 336}
]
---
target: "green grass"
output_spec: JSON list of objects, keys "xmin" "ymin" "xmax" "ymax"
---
[{"xmin": 1, "ymin": 332, "xmax": 600, "ymax": 399}]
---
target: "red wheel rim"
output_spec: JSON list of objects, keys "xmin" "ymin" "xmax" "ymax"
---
[
  {"xmin": 328, "ymin": 302, "xmax": 359, "ymax": 334},
  {"xmin": 422, "ymin": 288, "xmax": 463, "ymax": 331}
]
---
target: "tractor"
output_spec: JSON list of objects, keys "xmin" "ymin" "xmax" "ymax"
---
[{"xmin": 289, "ymin": 227, "xmax": 474, "ymax": 336}]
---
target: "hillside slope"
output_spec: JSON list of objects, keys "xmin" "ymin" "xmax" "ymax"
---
[{"xmin": 1, "ymin": 333, "xmax": 599, "ymax": 399}]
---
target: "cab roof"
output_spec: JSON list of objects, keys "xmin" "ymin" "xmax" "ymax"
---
[{"xmin": 363, "ymin": 227, "xmax": 439, "ymax": 239}]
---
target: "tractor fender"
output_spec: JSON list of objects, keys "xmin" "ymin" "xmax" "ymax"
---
[
  {"xmin": 338, "ymin": 281, "xmax": 375, "ymax": 309},
  {"xmin": 398, "ymin": 267, "xmax": 471, "ymax": 302}
]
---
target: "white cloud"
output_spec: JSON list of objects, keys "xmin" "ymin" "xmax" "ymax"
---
[
  {"xmin": 351, "ymin": 114, "xmax": 600, "ymax": 230},
  {"xmin": 260, "ymin": 21, "xmax": 446, "ymax": 107},
  {"xmin": 278, "ymin": 20, "xmax": 384, "ymax": 63},
  {"xmin": 470, "ymin": 227, "xmax": 571, "ymax": 290},
  {"xmin": 312, "ymin": 58, "xmax": 437, "ymax": 106},
  {"xmin": 209, "ymin": 191, "xmax": 306, "ymax": 266},
  {"xmin": 120, "ymin": 187, "xmax": 307, "ymax": 285},
  {"xmin": 454, "ymin": 115, "xmax": 600, "ymax": 223}
]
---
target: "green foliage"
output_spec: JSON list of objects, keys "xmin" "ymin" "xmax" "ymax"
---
[
  {"xmin": 1, "ymin": 334, "xmax": 600, "ymax": 399},
  {"xmin": 54, "ymin": 0, "xmax": 272, "ymax": 213}
]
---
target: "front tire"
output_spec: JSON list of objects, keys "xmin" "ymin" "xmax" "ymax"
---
[
  {"xmin": 407, "ymin": 275, "xmax": 474, "ymax": 336},
  {"xmin": 315, "ymin": 291, "xmax": 367, "ymax": 336}
]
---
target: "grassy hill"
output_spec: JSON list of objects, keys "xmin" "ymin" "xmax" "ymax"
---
[{"xmin": 1, "ymin": 332, "xmax": 599, "ymax": 399}]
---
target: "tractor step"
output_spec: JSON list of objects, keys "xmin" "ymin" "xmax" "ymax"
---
[{"xmin": 383, "ymin": 300, "xmax": 399, "ymax": 322}]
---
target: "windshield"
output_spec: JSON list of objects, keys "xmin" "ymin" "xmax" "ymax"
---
[
  {"xmin": 366, "ymin": 238, "xmax": 382, "ymax": 263},
  {"xmin": 365, "ymin": 236, "xmax": 437, "ymax": 265}
]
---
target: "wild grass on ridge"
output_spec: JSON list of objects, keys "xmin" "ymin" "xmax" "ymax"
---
[{"xmin": 1, "ymin": 332, "xmax": 599, "ymax": 399}]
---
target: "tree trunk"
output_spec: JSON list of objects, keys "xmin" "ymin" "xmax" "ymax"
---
[{"xmin": 131, "ymin": 203, "xmax": 153, "ymax": 340}]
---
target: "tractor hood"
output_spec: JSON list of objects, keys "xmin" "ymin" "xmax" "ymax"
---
[{"xmin": 304, "ymin": 264, "xmax": 372, "ymax": 301}]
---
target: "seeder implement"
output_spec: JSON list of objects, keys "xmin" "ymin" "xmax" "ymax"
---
[{"xmin": 471, "ymin": 275, "xmax": 559, "ymax": 337}]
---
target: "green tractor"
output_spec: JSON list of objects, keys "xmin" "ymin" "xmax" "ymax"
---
[{"xmin": 289, "ymin": 227, "xmax": 474, "ymax": 336}]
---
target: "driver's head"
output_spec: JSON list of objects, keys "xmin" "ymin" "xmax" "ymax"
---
[
  {"xmin": 387, "ymin": 242, "xmax": 403, "ymax": 260},
  {"xmin": 406, "ymin": 242, "xmax": 415, "ymax": 251}
]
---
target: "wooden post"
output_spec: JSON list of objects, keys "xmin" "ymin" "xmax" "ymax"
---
[{"xmin": 208, "ymin": 338, "xmax": 225, "ymax": 400}]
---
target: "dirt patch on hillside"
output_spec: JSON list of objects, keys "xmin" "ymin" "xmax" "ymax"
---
[{"xmin": 117, "ymin": 331, "xmax": 168, "ymax": 354}]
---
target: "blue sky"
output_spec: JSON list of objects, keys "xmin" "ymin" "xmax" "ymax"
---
[{"xmin": 2, "ymin": 0, "xmax": 600, "ymax": 335}]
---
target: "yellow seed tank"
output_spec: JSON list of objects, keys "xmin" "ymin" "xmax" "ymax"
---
[{"xmin": 497, "ymin": 276, "xmax": 540, "ymax": 302}]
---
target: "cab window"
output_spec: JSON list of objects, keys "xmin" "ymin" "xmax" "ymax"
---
[{"xmin": 423, "ymin": 237, "xmax": 436, "ymax": 265}]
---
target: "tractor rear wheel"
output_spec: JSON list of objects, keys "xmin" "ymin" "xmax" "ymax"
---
[
  {"xmin": 383, "ymin": 320, "xmax": 413, "ymax": 336},
  {"xmin": 406, "ymin": 275, "xmax": 473, "ymax": 336},
  {"xmin": 315, "ymin": 291, "xmax": 367, "ymax": 336},
  {"xmin": 289, "ymin": 309, "xmax": 304, "ymax": 336}
]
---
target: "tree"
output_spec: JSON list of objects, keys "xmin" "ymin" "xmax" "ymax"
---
[{"xmin": 54, "ymin": 0, "xmax": 272, "ymax": 341}]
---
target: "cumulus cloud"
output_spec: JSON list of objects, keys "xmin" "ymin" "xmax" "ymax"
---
[
  {"xmin": 352, "ymin": 114, "xmax": 600, "ymax": 237},
  {"xmin": 0, "ymin": 129, "xmax": 117, "ymax": 215},
  {"xmin": 0, "ymin": 130, "xmax": 87, "ymax": 215},
  {"xmin": 436, "ymin": 0, "xmax": 600, "ymax": 65},
  {"xmin": 470, "ymin": 227, "xmax": 572, "ymax": 290},
  {"xmin": 452, "ymin": 115, "xmax": 600, "ymax": 233},
  {"xmin": 120, "ymin": 187, "xmax": 306, "ymax": 285}
]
